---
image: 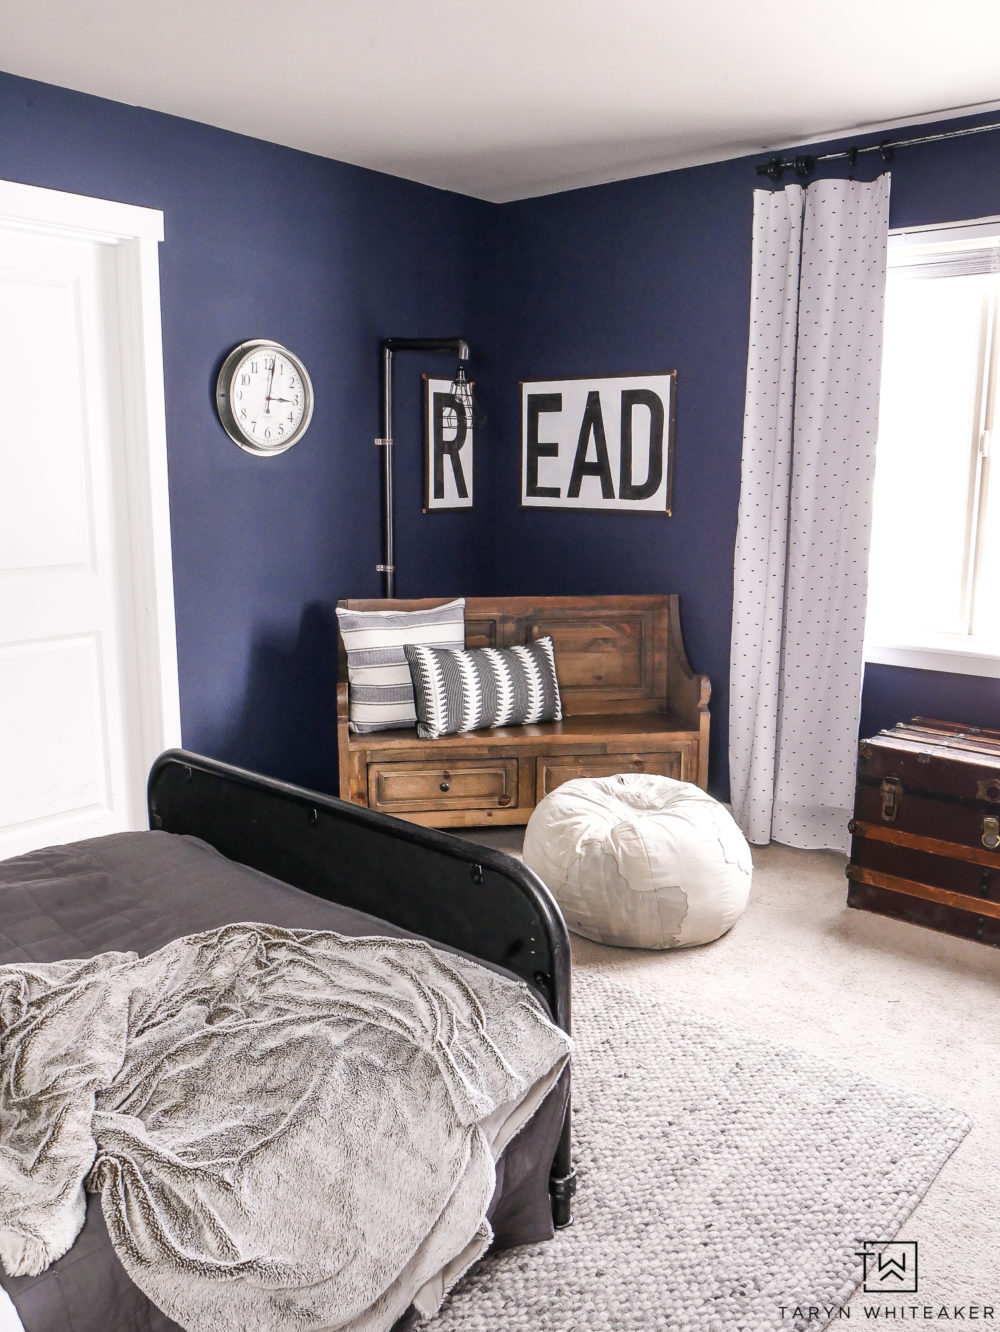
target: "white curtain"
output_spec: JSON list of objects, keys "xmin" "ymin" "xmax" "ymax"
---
[{"xmin": 729, "ymin": 175, "xmax": 891, "ymax": 852}]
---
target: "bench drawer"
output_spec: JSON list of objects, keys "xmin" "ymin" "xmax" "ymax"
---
[
  {"xmin": 368, "ymin": 759, "xmax": 518, "ymax": 813},
  {"xmin": 536, "ymin": 749, "xmax": 690, "ymax": 801}
]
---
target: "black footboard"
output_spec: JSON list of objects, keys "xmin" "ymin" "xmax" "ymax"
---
[{"xmin": 147, "ymin": 749, "xmax": 575, "ymax": 1225}]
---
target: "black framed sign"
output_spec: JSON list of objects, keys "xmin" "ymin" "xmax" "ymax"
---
[
  {"xmin": 520, "ymin": 371, "xmax": 675, "ymax": 513},
  {"xmin": 423, "ymin": 375, "xmax": 474, "ymax": 511}
]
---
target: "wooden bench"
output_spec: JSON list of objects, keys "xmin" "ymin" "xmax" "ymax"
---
[{"xmin": 337, "ymin": 594, "xmax": 710, "ymax": 828}]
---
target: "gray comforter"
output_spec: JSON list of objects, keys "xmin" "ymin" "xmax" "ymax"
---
[{"xmin": 0, "ymin": 921, "xmax": 570, "ymax": 1332}]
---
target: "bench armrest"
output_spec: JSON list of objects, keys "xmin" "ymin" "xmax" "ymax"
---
[{"xmin": 664, "ymin": 599, "xmax": 711, "ymax": 789}]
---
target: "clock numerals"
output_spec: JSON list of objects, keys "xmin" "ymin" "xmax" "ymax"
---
[{"xmin": 218, "ymin": 341, "xmax": 313, "ymax": 455}]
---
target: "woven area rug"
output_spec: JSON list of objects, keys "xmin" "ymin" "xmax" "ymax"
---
[{"xmin": 435, "ymin": 973, "xmax": 970, "ymax": 1332}]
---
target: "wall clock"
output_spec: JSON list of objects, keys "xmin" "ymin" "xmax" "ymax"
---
[{"xmin": 216, "ymin": 340, "xmax": 314, "ymax": 456}]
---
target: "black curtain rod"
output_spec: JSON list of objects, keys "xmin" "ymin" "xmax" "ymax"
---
[{"xmin": 755, "ymin": 118, "xmax": 1000, "ymax": 182}]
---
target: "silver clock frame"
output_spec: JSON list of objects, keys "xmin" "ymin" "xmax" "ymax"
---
[{"xmin": 216, "ymin": 339, "xmax": 315, "ymax": 457}]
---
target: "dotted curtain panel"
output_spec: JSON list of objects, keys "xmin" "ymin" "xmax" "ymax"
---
[{"xmin": 729, "ymin": 175, "xmax": 891, "ymax": 851}]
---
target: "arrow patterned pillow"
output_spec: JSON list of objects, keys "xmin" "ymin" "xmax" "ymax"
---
[{"xmin": 404, "ymin": 637, "xmax": 562, "ymax": 739}]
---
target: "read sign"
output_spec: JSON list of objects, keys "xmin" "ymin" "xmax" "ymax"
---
[{"xmin": 520, "ymin": 372, "xmax": 675, "ymax": 513}]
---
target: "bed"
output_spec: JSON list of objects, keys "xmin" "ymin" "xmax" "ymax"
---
[{"xmin": 0, "ymin": 749, "xmax": 574, "ymax": 1332}]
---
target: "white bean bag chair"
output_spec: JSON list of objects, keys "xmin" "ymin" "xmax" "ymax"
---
[{"xmin": 523, "ymin": 773, "xmax": 752, "ymax": 949}]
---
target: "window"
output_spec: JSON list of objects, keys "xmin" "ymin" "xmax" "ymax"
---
[{"xmin": 865, "ymin": 217, "xmax": 1000, "ymax": 678}]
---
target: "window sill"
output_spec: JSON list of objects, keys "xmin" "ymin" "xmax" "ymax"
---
[{"xmin": 864, "ymin": 639, "xmax": 1000, "ymax": 679}]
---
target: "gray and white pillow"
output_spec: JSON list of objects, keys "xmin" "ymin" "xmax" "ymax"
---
[
  {"xmin": 337, "ymin": 598, "xmax": 465, "ymax": 733},
  {"xmin": 404, "ymin": 637, "xmax": 562, "ymax": 740}
]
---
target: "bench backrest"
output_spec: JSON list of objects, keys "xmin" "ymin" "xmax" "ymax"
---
[{"xmin": 337, "ymin": 594, "xmax": 678, "ymax": 716}]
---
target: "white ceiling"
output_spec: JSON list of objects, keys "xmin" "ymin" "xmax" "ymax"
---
[{"xmin": 3, "ymin": 0, "xmax": 1000, "ymax": 202}]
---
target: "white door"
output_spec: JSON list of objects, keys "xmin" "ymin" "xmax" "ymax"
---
[{"xmin": 0, "ymin": 225, "xmax": 152, "ymax": 858}]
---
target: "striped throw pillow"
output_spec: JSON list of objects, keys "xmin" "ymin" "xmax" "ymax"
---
[
  {"xmin": 404, "ymin": 637, "xmax": 562, "ymax": 740},
  {"xmin": 336, "ymin": 598, "xmax": 465, "ymax": 733}
]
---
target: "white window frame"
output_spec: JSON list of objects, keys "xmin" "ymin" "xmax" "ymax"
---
[{"xmin": 864, "ymin": 213, "xmax": 1000, "ymax": 679}]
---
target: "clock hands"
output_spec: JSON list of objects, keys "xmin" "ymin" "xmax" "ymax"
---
[{"xmin": 264, "ymin": 358, "xmax": 277, "ymax": 414}]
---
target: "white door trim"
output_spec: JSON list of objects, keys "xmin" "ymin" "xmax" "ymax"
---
[
  {"xmin": 0, "ymin": 179, "xmax": 164, "ymax": 242},
  {"xmin": 0, "ymin": 179, "xmax": 181, "ymax": 786}
]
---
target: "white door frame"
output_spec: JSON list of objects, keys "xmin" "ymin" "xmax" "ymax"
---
[{"xmin": 0, "ymin": 179, "xmax": 181, "ymax": 788}]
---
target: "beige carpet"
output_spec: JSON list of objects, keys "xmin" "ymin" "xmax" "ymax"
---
[{"xmin": 461, "ymin": 829, "xmax": 1000, "ymax": 1307}]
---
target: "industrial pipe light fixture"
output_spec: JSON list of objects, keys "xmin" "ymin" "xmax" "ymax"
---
[
  {"xmin": 449, "ymin": 359, "xmax": 475, "ymax": 425},
  {"xmin": 375, "ymin": 337, "xmax": 475, "ymax": 598}
]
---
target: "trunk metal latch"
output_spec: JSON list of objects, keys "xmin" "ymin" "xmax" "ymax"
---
[
  {"xmin": 880, "ymin": 776, "xmax": 902, "ymax": 823},
  {"xmin": 983, "ymin": 816, "xmax": 1000, "ymax": 851}
]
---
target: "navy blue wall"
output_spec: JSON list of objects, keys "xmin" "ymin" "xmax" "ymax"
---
[
  {"xmin": 491, "ymin": 162, "xmax": 752, "ymax": 793},
  {"xmin": 0, "ymin": 72, "xmax": 496, "ymax": 792},
  {"xmin": 861, "ymin": 665, "xmax": 1000, "ymax": 739},
  {"xmin": 491, "ymin": 113, "xmax": 1000, "ymax": 797},
  {"xmin": 3, "ymin": 66, "xmax": 997, "ymax": 799}
]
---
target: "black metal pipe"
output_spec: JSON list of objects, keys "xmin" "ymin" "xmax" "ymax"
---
[
  {"xmin": 380, "ymin": 342, "xmax": 395, "ymax": 598},
  {"xmin": 378, "ymin": 337, "xmax": 471, "ymax": 598},
  {"xmin": 383, "ymin": 336, "xmax": 469, "ymax": 361}
]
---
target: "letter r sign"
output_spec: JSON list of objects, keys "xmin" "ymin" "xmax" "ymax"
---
[{"xmin": 423, "ymin": 375, "xmax": 474, "ymax": 510}]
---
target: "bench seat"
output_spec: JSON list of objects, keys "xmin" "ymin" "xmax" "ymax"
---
[{"xmin": 337, "ymin": 595, "xmax": 710, "ymax": 828}]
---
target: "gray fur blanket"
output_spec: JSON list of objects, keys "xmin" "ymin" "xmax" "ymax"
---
[{"xmin": 0, "ymin": 923, "xmax": 570, "ymax": 1331}]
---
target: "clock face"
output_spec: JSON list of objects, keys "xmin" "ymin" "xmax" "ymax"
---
[{"xmin": 216, "ymin": 341, "xmax": 314, "ymax": 456}]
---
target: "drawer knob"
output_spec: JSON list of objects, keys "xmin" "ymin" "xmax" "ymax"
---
[{"xmin": 439, "ymin": 781, "xmax": 450, "ymax": 793}]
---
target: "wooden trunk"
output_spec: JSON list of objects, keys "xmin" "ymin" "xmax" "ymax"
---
[{"xmin": 847, "ymin": 718, "xmax": 1000, "ymax": 947}]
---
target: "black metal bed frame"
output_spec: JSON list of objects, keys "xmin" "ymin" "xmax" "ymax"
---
[{"xmin": 146, "ymin": 749, "xmax": 576, "ymax": 1227}]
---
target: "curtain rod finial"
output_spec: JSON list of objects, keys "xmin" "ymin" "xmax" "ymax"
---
[
  {"xmin": 756, "ymin": 156, "xmax": 786, "ymax": 182},
  {"xmin": 753, "ymin": 154, "xmax": 817, "ymax": 183}
]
